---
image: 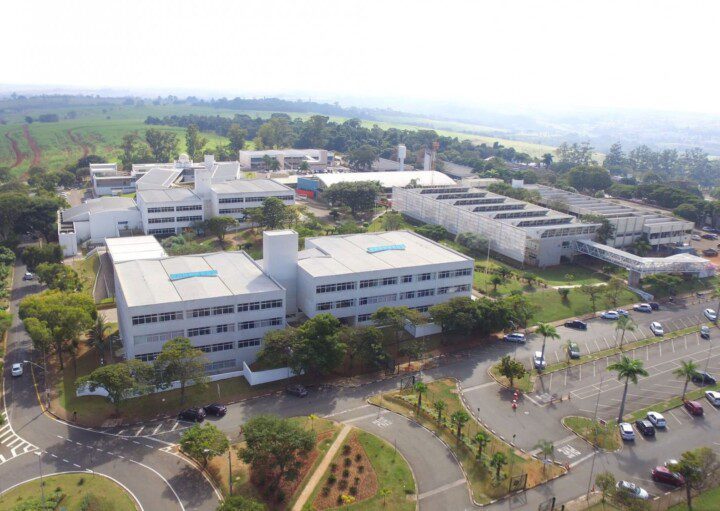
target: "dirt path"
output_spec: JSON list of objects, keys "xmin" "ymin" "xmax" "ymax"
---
[
  {"xmin": 22, "ymin": 124, "xmax": 41, "ymax": 167},
  {"xmin": 67, "ymin": 128, "xmax": 90, "ymax": 158},
  {"xmin": 4, "ymin": 132, "xmax": 24, "ymax": 168}
]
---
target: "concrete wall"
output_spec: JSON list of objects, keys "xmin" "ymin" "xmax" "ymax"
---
[{"xmin": 242, "ymin": 361, "xmax": 297, "ymax": 386}]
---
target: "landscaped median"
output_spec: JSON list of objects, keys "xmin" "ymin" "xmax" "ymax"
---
[
  {"xmin": 627, "ymin": 383, "xmax": 720, "ymax": 422},
  {"xmin": 562, "ymin": 416, "xmax": 620, "ymax": 451},
  {"xmin": 369, "ymin": 378, "xmax": 566, "ymax": 505}
]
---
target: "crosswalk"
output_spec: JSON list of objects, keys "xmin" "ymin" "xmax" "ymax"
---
[{"xmin": 0, "ymin": 412, "xmax": 37, "ymax": 464}]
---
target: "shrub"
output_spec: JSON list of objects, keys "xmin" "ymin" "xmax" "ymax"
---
[
  {"xmin": 327, "ymin": 474, "xmax": 337, "ymax": 485},
  {"xmin": 342, "ymin": 444, "xmax": 351, "ymax": 455},
  {"xmin": 342, "ymin": 468, "xmax": 350, "ymax": 478},
  {"xmin": 322, "ymin": 486, "xmax": 330, "ymax": 497},
  {"xmin": 338, "ymin": 479, "xmax": 348, "ymax": 490},
  {"xmin": 330, "ymin": 462, "xmax": 338, "ymax": 472},
  {"xmin": 357, "ymin": 465, "xmax": 365, "ymax": 473},
  {"xmin": 276, "ymin": 490, "xmax": 285, "ymax": 503},
  {"xmin": 344, "ymin": 457, "xmax": 352, "ymax": 467},
  {"xmin": 354, "ymin": 453, "xmax": 362, "ymax": 462},
  {"xmin": 354, "ymin": 477, "xmax": 360, "ymax": 486},
  {"xmin": 349, "ymin": 486, "xmax": 358, "ymax": 496},
  {"xmin": 77, "ymin": 478, "xmax": 85, "ymax": 486}
]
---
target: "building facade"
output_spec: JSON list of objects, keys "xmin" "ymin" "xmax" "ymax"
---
[{"xmin": 136, "ymin": 188, "xmax": 205, "ymax": 236}]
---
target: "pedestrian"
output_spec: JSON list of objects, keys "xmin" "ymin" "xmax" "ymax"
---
[{"xmin": 73, "ymin": 410, "xmax": 77, "ymax": 422}]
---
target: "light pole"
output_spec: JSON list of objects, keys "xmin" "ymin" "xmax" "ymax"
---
[{"xmin": 507, "ymin": 433, "xmax": 516, "ymax": 491}]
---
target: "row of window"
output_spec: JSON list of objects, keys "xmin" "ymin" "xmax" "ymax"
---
[
  {"xmin": 132, "ymin": 300, "xmax": 283, "ymax": 324},
  {"xmin": 316, "ymin": 270, "xmax": 470, "ymax": 295},
  {"xmin": 135, "ymin": 337, "xmax": 263, "ymax": 360},
  {"xmin": 132, "ymin": 311, "xmax": 183, "ymax": 325},
  {"xmin": 147, "ymin": 216, "xmax": 202, "ymax": 224},
  {"xmin": 218, "ymin": 195, "xmax": 293, "ymax": 204},
  {"xmin": 205, "ymin": 359, "xmax": 236, "ymax": 372},
  {"xmin": 147, "ymin": 205, "xmax": 202, "ymax": 213},
  {"xmin": 316, "ymin": 285, "xmax": 460, "ymax": 311},
  {"xmin": 437, "ymin": 268, "xmax": 472, "ymax": 279},
  {"xmin": 317, "ymin": 299, "xmax": 356, "ymax": 311},
  {"xmin": 134, "ymin": 329, "xmax": 184, "ymax": 346},
  {"xmin": 316, "ymin": 281, "xmax": 356, "ymax": 294},
  {"xmin": 148, "ymin": 228, "xmax": 176, "ymax": 235},
  {"xmin": 187, "ymin": 323, "xmax": 236, "ymax": 337},
  {"xmin": 437, "ymin": 284, "xmax": 470, "ymax": 295},
  {"xmin": 219, "ymin": 208, "xmax": 247, "ymax": 215},
  {"xmin": 240, "ymin": 317, "xmax": 283, "ymax": 329}
]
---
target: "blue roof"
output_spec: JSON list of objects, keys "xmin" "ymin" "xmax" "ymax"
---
[
  {"xmin": 366, "ymin": 244, "xmax": 406, "ymax": 254},
  {"xmin": 169, "ymin": 270, "xmax": 219, "ymax": 281}
]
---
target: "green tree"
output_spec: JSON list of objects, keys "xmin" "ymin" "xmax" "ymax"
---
[
  {"xmin": 154, "ymin": 337, "xmax": 208, "ymax": 404},
  {"xmin": 292, "ymin": 314, "xmax": 345, "ymax": 376},
  {"xmin": 145, "ymin": 128, "xmax": 178, "ymax": 162},
  {"xmin": 371, "ymin": 306, "xmax": 423, "ymax": 355},
  {"xmin": 580, "ymin": 284, "xmax": 603, "ymax": 311},
  {"xmin": 185, "ymin": 124, "xmax": 208, "ymax": 160},
  {"xmin": 643, "ymin": 274, "xmax": 682, "ymax": 297},
  {"xmin": 87, "ymin": 313, "xmax": 112, "ymax": 364},
  {"xmin": 35, "ymin": 263, "xmax": 82, "ymax": 292},
  {"xmin": 239, "ymin": 415, "xmax": 316, "ymax": 488},
  {"xmin": 595, "ymin": 471, "xmax": 616, "ymax": 504},
  {"xmin": 557, "ymin": 288, "xmax": 570, "ymax": 301},
  {"xmin": 256, "ymin": 328, "xmax": 298, "ymax": 369},
  {"xmin": 534, "ymin": 439, "xmax": 554, "ymax": 476},
  {"xmin": 567, "ymin": 165, "xmax": 612, "ymax": 193},
  {"xmin": 23, "ymin": 316, "xmax": 52, "ymax": 370},
  {"xmin": 472, "ymin": 432, "xmax": 491, "ymax": 461},
  {"xmin": 607, "ymin": 356, "xmax": 649, "ymax": 423},
  {"xmin": 455, "ymin": 232, "xmax": 489, "ymax": 256},
  {"xmin": 669, "ymin": 448, "xmax": 720, "ymax": 511},
  {"xmin": 673, "ymin": 360, "xmax": 699, "ymax": 400},
  {"xmin": 75, "ymin": 360, "xmax": 153, "ymax": 414},
  {"xmin": 432, "ymin": 400, "xmax": 446, "ymax": 423},
  {"xmin": 414, "ymin": 382, "xmax": 427, "ymax": 410},
  {"xmin": 489, "ymin": 452, "xmax": 508, "ymax": 479},
  {"xmin": 217, "ymin": 496, "xmax": 266, "ymax": 511},
  {"xmin": 450, "ymin": 410, "xmax": 470, "ymax": 439},
  {"xmin": 323, "ymin": 181, "xmax": 382, "ymax": 215},
  {"xmin": 498, "ymin": 355, "xmax": 527, "ymax": 387},
  {"xmin": 604, "ymin": 277, "xmax": 625, "ymax": 309},
  {"xmin": 347, "ymin": 145, "xmax": 378, "ymax": 170},
  {"xmin": 501, "ymin": 294, "xmax": 537, "ymax": 330},
  {"xmin": 339, "ymin": 326, "xmax": 387, "ymax": 371},
  {"xmin": 429, "ymin": 297, "xmax": 479, "ymax": 335},
  {"xmin": 614, "ymin": 315, "xmax": 636, "ymax": 349},
  {"xmin": 632, "ymin": 235, "xmax": 652, "ymax": 256},
  {"xmin": 536, "ymin": 323, "xmax": 559, "ymax": 362},
  {"xmin": 0, "ymin": 310, "xmax": 12, "ymax": 337},
  {"xmin": 581, "ymin": 215, "xmax": 616, "ymax": 244},
  {"xmin": 490, "ymin": 274, "xmax": 503, "ymax": 293},
  {"xmin": 180, "ymin": 423, "xmax": 229, "ymax": 467},
  {"xmin": 226, "ymin": 124, "xmax": 247, "ymax": 153},
  {"xmin": 0, "ymin": 246, "xmax": 15, "ymax": 266},
  {"xmin": 261, "ymin": 197, "xmax": 288, "ymax": 229},
  {"xmin": 21, "ymin": 244, "xmax": 62, "ymax": 271},
  {"xmin": 541, "ymin": 153, "xmax": 553, "ymax": 168},
  {"xmin": 204, "ymin": 216, "xmax": 238, "ymax": 244}
]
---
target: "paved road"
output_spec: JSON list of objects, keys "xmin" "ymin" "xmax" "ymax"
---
[{"xmin": 1, "ymin": 264, "xmax": 220, "ymax": 510}]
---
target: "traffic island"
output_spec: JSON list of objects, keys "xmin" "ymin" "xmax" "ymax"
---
[
  {"xmin": 562, "ymin": 416, "xmax": 621, "ymax": 451},
  {"xmin": 369, "ymin": 378, "xmax": 566, "ymax": 505}
]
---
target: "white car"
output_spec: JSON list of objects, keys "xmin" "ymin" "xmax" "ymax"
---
[
  {"xmin": 692, "ymin": 234, "xmax": 702, "ymax": 241},
  {"xmin": 616, "ymin": 481, "xmax": 649, "ymax": 500},
  {"xmin": 533, "ymin": 351, "xmax": 546, "ymax": 370},
  {"xmin": 704, "ymin": 308, "xmax": 717, "ymax": 322},
  {"xmin": 705, "ymin": 390, "xmax": 720, "ymax": 406},
  {"xmin": 11, "ymin": 363, "xmax": 23, "ymax": 377},
  {"xmin": 650, "ymin": 322, "xmax": 664, "ymax": 336},
  {"xmin": 601, "ymin": 311, "xmax": 620, "ymax": 320},
  {"xmin": 22, "ymin": 272, "xmax": 35, "ymax": 281},
  {"xmin": 646, "ymin": 411, "xmax": 666, "ymax": 428},
  {"xmin": 619, "ymin": 422, "xmax": 635, "ymax": 440},
  {"xmin": 503, "ymin": 332, "xmax": 526, "ymax": 343},
  {"xmin": 633, "ymin": 303, "xmax": 652, "ymax": 313}
]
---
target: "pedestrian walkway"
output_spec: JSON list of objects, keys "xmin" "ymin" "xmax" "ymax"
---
[
  {"xmin": 292, "ymin": 424, "xmax": 352, "ymax": 511},
  {"xmin": 0, "ymin": 412, "xmax": 37, "ymax": 465}
]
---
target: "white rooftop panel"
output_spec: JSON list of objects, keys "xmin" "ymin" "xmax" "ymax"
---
[
  {"xmin": 105, "ymin": 236, "xmax": 167, "ymax": 263},
  {"xmin": 210, "ymin": 179, "xmax": 293, "ymax": 194},
  {"xmin": 136, "ymin": 188, "xmax": 201, "ymax": 203},
  {"xmin": 135, "ymin": 168, "xmax": 181, "ymax": 189},
  {"xmin": 61, "ymin": 197, "xmax": 138, "ymax": 222},
  {"xmin": 315, "ymin": 171, "xmax": 455, "ymax": 188}
]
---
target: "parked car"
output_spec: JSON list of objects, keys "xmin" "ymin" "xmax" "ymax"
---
[
  {"xmin": 649, "ymin": 302, "xmax": 660, "ymax": 310},
  {"xmin": 635, "ymin": 419, "xmax": 655, "ymax": 437},
  {"xmin": 286, "ymin": 384, "xmax": 309, "ymax": 397},
  {"xmin": 11, "ymin": 363, "xmax": 23, "ymax": 377},
  {"xmin": 702, "ymin": 248, "xmax": 719, "ymax": 257},
  {"xmin": 650, "ymin": 322, "xmax": 664, "ymax": 336},
  {"xmin": 652, "ymin": 466, "xmax": 685, "ymax": 487},
  {"xmin": 616, "ymin": 481, "xmax": 649, "ymax": 500},
  {"xmin": 601, "ymin": 311, "xmax": 620, "ymax": 320},
  {"xmin": 701, "ymin": 233, "xmax": 718, "ymax": 240},
  {"xmin": 178, "ymin": 407, "xmax": 206, "ymax": 422},
  {"xmin": 691, "ymin": 234, "xmax": 702, "ymax": 241},
  {"xmin": 533, "ymin": 351, "xmax": 546, "ymax": 370},
  {"xmin": 567, "ymin": 342, "xmax": 580, "ymax": 359},
  {"xmin": 617, "ymin": 308, "xmax": 629, "ymax": 317},
  {"xmin": 203, "ymin": 403, "xmax": 227, "ymax": 417},
  {"xmin": 703, "ymin": 308, "xmax": 717, "ymax": 321},
  {"xmin": 691, "ymin": 371, "xmax": 716, "ymax": 385},
  {"xmin": 684, "ymin": 400, "xmax": 704, "ymax": 416},
  {"xmin": 22, "ymin": 272, "xmax": 34, "ymax": 281},
  {"xmin": 664, "ymin": 459, "xmax": 679, "ymax": 468},
  {"xmin": 701, "ymin": 325, "xmax": 711, "ymax": 339},
  {"xmin": 564, "ymin": 320, "xmax": 587, "ymax": 330},
  {"xmin": 503, "ymin": 332, "xmax": 526, "ymax": 344},
  {"xmin": 704, "ymin": 390, "xmax": 720, "ymax": 406},
  {"xmin": 702, "ymin": 226, "xmax": 717, "ymax": 233},
  {"xmin": 633, "ymin": 303, "xmax": 653, "ymax": 313},
  {"xmin": 646, "ymin": 411, "xmax": 666, "ymax": 428},
  {"xmin": 619, "ymin": 422, "xmax": 635, "ymax": 441}
]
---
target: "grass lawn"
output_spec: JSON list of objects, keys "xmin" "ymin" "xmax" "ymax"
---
[
  {"xmin": 71, "ymin": 252, "xmax": 100, "ymax": 296},
  {"xmin": 562, "ymin": 417, "xmax": 620, "ymax": 451},
  {"xmin": 366, "ymin": 213, "xmax": 415, "ymax": 233},
  {"xmin": 490, "ymin": 362, "xmax": 534, "ymax": 393},
  {"xmin": 0, "ymin": 473, "xmax": 137, "ymax": 511},
  {"xmin": 526, "ymin": 287, "xmax": 638, "ymax": 325},
  {"xmin": 670, "ymin": 484, "xmax": 720, "ymax": 510},
  {"xmin": 370, "ymin": 378, "xmax": 564, "ymax": 504}
]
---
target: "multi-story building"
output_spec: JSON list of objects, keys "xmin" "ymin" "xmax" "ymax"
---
[
  {"xmin": 207, "ymin": 179, "xmax": 296, "ymax": 226},
  {"xmin": 136, "ymin": 188, "xmax": 205, "ymax": 236},
  {"xmin": 239, "ymin": 149, "xmax": 332, "ymax": 171},
  {"xmin": 114, "ymin": 251, "xmax": 286, "ymax": 373}
]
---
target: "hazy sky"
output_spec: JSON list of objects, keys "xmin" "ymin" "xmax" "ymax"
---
[{"xmin": 3, "ymin": 0, "xmax": 719, "ymax": 113}]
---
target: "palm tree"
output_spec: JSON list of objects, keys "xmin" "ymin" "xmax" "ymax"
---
[
  {"xmin": 87, "ymin": 314, "xmax": 110, "ymax": 364},
  {"xmin": 536, "ymin": 323, "xmax": 559, "ymax": 362},
  {"xmin": 489, "ymin": 452, "xmax": 508, "ymax": 479},
  {"xmin": 608, "ymin": 356, "xmax": 649, "ymax": 423},
  {"xmin": 450, "ymin": 411, "xmax": 470, "ymax": 439},
  {"xmin": 472, "ymin": 432, "xmax": 491, "ymax": 461},
  {"xmin": 673, "ymin": 360, "xmax": 699, "ymax": 400},
  {"xmin": 432, "ymin": 400, "xmax": 447, "ymax": 423},
  {"xmin": 414, "ymin": 382, "xmax": 428, "ymax": 410},
  {"xmin": 380, "ymin": 488, "xmax": 391, "ymax": 507},
  {"xmin": 615, "ymin": 316, "xmax": 636, "ymax": 350},
  {"xmin": 534, "ymin": 439, "xmax": 554, "ymax": 477}
]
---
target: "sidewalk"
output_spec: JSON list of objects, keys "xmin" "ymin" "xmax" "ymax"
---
[{"xmin": 292, "ymin": 424, "xmax": 352, "ymax": 511}]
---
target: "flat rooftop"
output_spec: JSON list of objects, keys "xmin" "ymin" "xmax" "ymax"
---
[
  {"xmin": 135, "ymin": 168, "xmax": 181, "ymax": 189},
  {"xmin": 298, "ymin": 230, "xmax": 471, "ymax": 278},
  {"xmin": 61, "ymin": 197, "xmax": 138, "ymax": 222},
  {"xmin": 313, "ymin": 170, "xmax": 455, "ymax": 189},
  {"xmin": 136, "ymin": 187, "xmax": 201, "ymax": 203},
  {"xmin": 241, "ymin": 149, "xmax": 325, "ymax": 158},
  {"xmin": 115, "ymin": 251, "xmax": 283, "ymax": 307},
  {"xmin": 211, "ymin": 178, "xmax": 293, "ymax": 194},
  {"xmin": 106, "ymin": 235, "xmax": 167, "ymax": 263}
]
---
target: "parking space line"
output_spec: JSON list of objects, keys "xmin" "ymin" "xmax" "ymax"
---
[
  {"xmin": 671, "ymin": 339, "xmax": 676, "ymax": 353},
  {"xmin": 603, "ymin": 337, "xmax": 611, "ymax": 349},
  {"xmin": 152, "ymin": 424, "xmax": 162, "ymax": 435},
  {"xmin": 594, "ymin": 339, "xmax": 602, "ymax": 352},
  {"xmin": 170, "ymin": 421, "xmax": 179, "ymax": 432},
  {"xmin": 134, "ymin": 427, "xmax": 144, "ymax": 437}
]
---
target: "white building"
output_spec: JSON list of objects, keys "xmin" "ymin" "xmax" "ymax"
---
[
  {"xmin": 114, "ymin": 251, "xmax": 286, "ymax": 373},
  {"xmin": 239, "ymin": 149, "xmax": 332, "ymax": 171},
  {"xmin": 207, "ymin": 179, "xmax": 295, "ymax": 226},
  {"xmin": 136, "ymin": 188, "xmax": 205, "ymax": 236},
  {"xmin": 106, "ymin": 235, "xmax": 167, "ymax": 264}
]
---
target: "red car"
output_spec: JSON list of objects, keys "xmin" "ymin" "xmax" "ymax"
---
[
  {"xmin": 652, "ymin": 466, "xmax": 685, "ymax": 487},
  {"xmin": 684, "ymin": 400, "xmax": 704, "ymax": 416}
]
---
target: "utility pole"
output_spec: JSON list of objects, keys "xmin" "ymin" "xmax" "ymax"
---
[
  {"xmin": 507, "ymin": 433, "xmax": 516, "ymax": 491},
  {"xmin": 586, "ymin": 374, "xmax": 604, "ymax": 507},
  {"xmin": 228, "ymin": 449, "xmax": 233, "ymax": 495}
]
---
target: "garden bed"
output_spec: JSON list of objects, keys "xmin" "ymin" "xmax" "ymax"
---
[{"xmin": 562, "ymin": 416, "xmax": 620, "ymax": 451}]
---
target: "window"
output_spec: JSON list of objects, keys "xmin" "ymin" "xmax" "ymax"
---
[
  {"xmin": 148, "ymin": 228, "xmax": 176, "ymax": 235},
  {"xmin": 455, "ymin": 268, "xmax": 472, "ymax": 277},
  {"xmin": 417, "ymin": 273, "xmax": 434, "ymax": 282},
  {"xmin": 176, "ymin": 215, "xmax": 202, "ymax": 222},
  {"xmin": 316, "ymin": 282, "xmax": 356, "ymax": 293},
  {"xmin": 148, "ymin": 217, "xmax": 174, "ymax": 224},
  {"xmin": 133, "ymin": 330, "xmax": 183, "ymax": 346},
  {"xmin": 238, "ymin": 302, "xmax": 260, "ymax": 312},
  {"xmin": 147, "ymin": 206, "xmax": 174, "ymax": 213},
  {"xmin": 418, "ymin": 288, "xmax": 435, "ymax": 297},
  {"xmin": 359, "ymin": 294, "xmax": 396, "ymax": 305},
  {"xmin": 213, "ymin": 305, "xmax": 235, "ymax": 315},
  {"xmin": 220, "ymin": 208, "xmax": 246, "ymax": 214},
  {"xmin": 132, "ymin": 313, "xmax": 157, "ymax": 325},
  {"xmin": 317, "ymin": 301, "xmax": 333, "ymax": 311},
  {"xmin": 437, "ymin": 271, "xmax": 451, "ymax": 279},
  {"xmin": 136, "ymin": 352, "xmax": 160, "ymax": 362},
  {"xmin": 357, "ymin": 314, "xmax": 372, "ymax": 323},
  {"xmin": 437, "ymin": 284, "xmax": 470, "ymax": 295},
  {"xmin": 359, "ymin": 279, "xmax": 379, "ymax": 288},
  {"xmin": 219, "ymin": 197, "xmax": 244, "ymax": 204},
  {"xmin": 335, "ymin": 299, "xmax": 355, "ymax": 309},
  {"xmin": 399, "ymin": 291, "xmax": 416, "ymax": 300},
  {"xmin": 216, "ymin": 323, "xmax": 235, "ymax": 333},
  {"xmin": 410, "ymin": 305, "xmax": 429, "ymax": 313},
  {"xmin": 205, "ymin": 359, "xmax": 236, "ymax": 372},
  {"xmin": 260, "ymin": 299, "xmax": 283, "ymax": 309},
  {"xmin": 199, "ymin": 341, "xmax": 235, "ymax": 353},
  {"xmin": 279, "ymin": 195, "xmax": 295, "ymax": 201},
  {"xmin": 176, "ymin": 204, "xmax": 202, "ymax": 211},
  {"xmin": 438, "ymin": 268, "xmax": 472, "ymax": 279},
  {"xmin": 187, "ymin": 326, "xmax": 211, "ymax": 337},
  {"xmin": 259, "ymin": 317, "xmax": 283, "ymax": 327},
  {"xmin": 158, "ymin": 311, "xmax": 182, "ymax": 322},
  {"xmin": 381, "ymin": 277, "xmax": 398, "ymax": 286},
  {"xmin": 239, "ymin": 320, "xmax": 256, "ymax": 330},
  {"xmin": 401, "ymin": 274, "xmax": 413, "ymax": 283},
  {"xmin": 238, "ymin": 338, "xmax": 262, "ymax": 349},
  {"xmin": 245, "ymin": 196, "xmax": 266, "ymax": 202},
  {"xmin": 190, "ymin": 307, "xmax": 211, "ymax": 318}
]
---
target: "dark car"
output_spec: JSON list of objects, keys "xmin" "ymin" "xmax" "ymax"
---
[
  {"xmin": 286, "ymin": 384, "xmax": 309, "ymax": 397},
  {"xmin": 564, "ymin": 320, "xmax": 588, "ymax": 330},
  {"xmin": 684, "ymin": 400, "xmax": 704, "ymax": 416},
  {"xmin": 178, "ymin": 407, "xmax": 206, "ymax": 422},
  {"xmin": 702, "ymin": 233, "xmax": 718, "ymax": 240},
  {"xmin": 703, "ymin": 248, "xmax": 719, "ymax": 257},
  {"xmin": 567, "ymin": 342, "xmax": 581, "ymax": 359},
  {"xmin": 634, "ymin": 419, "xmax": 655, "ymax": 437},
  {"xmin": 652, "ymin": 466, "xmax": 685, "ymax": 487},
  {"xmin": 649, "ymin": 302, "xmax": 660, "ymax": 310},
  {"xmin": 691, "ymin": 371, "xmax": 717, "ymax": 385},
  {"xmin": 204, "ymin": 403, "xmax": 227, "ymax": 417}
]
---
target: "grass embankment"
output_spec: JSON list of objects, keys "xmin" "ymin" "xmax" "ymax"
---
[
  {"xmin": 0, "ymin": 473, "xmax": 138, "ymax": 511},
  {"xmin": 303, "ymin": 429, "xmax": 415, "ymax": 511},
  {"xmin": 562, "ymin": 417, "xmax": 620, "ymax": 451},
  {"xmin": 370, "ymin": 378, "xmax": 564, "ymax": 504},
  {"xmin": 71, "ymin": 252, "xmax": 100, "ymax": 295},
  {"xmin": 669, "ymin": 484, "xmax": 720, "ymax": 510},
  {"xmin": 207, "ymin": 417, "xmax": 341, "ymax": 510},
  {"xmin": 544, "ymin": 325, "xmax": 705, "ymax": 374},
  {"xmin": 490, "ymin": 363, "xmax": 535, "ymax": 393}
]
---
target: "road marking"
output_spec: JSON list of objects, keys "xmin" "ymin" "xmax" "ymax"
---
[
  {"xmin": 117, "ymin": 430, "xmax": 125, "ymax": 435},
  {"xmin": 170, "ymin": 421, "xmax": 179, "ymax": 432},
  {"xmin": 323, "ymin": 404, "xmax": 373, "ymax": 418},
  {"xmin": 343, "ymin": 411, "xmax": 385, "ymax": 423},
  {"xmin": 671, "ymin": 339, "xmax": 676, "ymax": 353},
  {"xmin": 594, "ymin": 339, "xmax": 602, "ymax": 352},
  {"xmin": 134, "ymin": 426, "xmax": 144, "ymax": 437},
  {"xmin": 603, "ymin": 337, "xmax": 611, "ymax": 349},
  {"xmin": 668, "ymin": 411, "xmax": 683, "ymax": 425},
  {"xmin": 132, "ymin": 441, "xmax": 140, "ymax": 445},
  {"xmin": 557, "ymin": 445, "xmax": 581, "ymax": 458},
  {"xmin": 461, "ymin": 382, "xmax": 496, "ymax": 393},
  {"xmin": 152, "ymin": 424, "xmax": 162, "ymax": 435},
  {"xmin": 62, "ymin": 458, "xmax": 69, "ymax": 463},
  {"xmin": 73, "ymin": 463, "xmax": 81, "ymax": 468},
  {"xmin": 417, "ymin": 478, "xmax": 467, "ymax": 500}
]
